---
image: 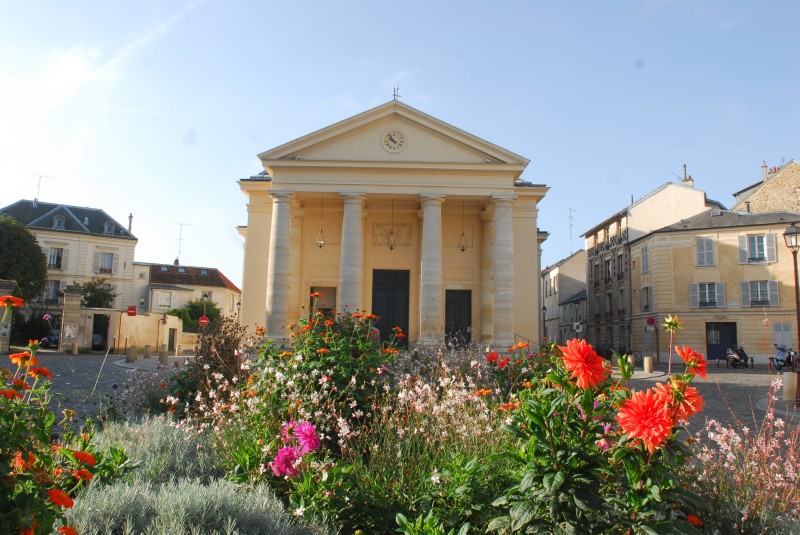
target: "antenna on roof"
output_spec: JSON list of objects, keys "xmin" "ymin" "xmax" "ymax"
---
[
  {"xmin": 173, "ymin": 222, "xmax": 191, "ymax": 265},
  {"xmin": 25, "ymin": 173, "xmax": 54, "ymax": 207},
  {"xmin": 393, "ymin": 84, "xmax": 401, "ymax": 101},
  {"xmin": 568, "ymin": 207, "xmax": 576, "ymax": 254}
]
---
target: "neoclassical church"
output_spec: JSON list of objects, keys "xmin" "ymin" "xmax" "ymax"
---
[{"xmin": 238, "ymin": 101, "xmax": 548, "ymax": 347}]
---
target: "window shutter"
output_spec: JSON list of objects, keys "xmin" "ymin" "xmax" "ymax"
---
[
  {"xmin": 170, "ymin": 292, "xmax": 178, "ymax": 309},
  {"xmin": 112, "ymin": 253, "xmax": 120, "ymax": 275},
  {"xmin": 738, "ymin": 235, "xmax": 748, "ymax": 264},
  {"xmin": 716, "ymin": 282, "xmax": 726, "ymax": 308},
  {"xmin": 110, "ymin": 285, "xmax": 117, "ymax": 308},
  {"xmin": 61, "ymin": 248, "xmax": 69, "ymax": 271},
  {"xmin": 766, "ymin": 233, "xmax": 777, "ymax": 263},
  {"xmin": 689, "ymin": 283, "xmax": 699, "ymax": 308},
  {"xmin": 740, "ymin": 281, "xmax": 751, "ymax": 307},
  {"xmin": 707, "ymin": 239, "xmax": 715, "ymax": 265},
  {"xmin": 640, "ymin": 287, "xmax": 644, "ymax": 311},
  {"xmin": 696, "ymin": 239, "xmax": 704, "ymax": 266},
  {"xmin": 93, "ymin": 252, "xmax": 100, "ymax": 273},
  {"xmin": 43, "ymin": 247, "xmax": 50, "ymax": 265},
  {"xmin": 769, "ymin": 280, "xmax": 779, "ymax": 306}
]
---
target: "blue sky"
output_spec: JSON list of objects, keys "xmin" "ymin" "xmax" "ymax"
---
[{"xmin": 1, "ymin": 0, "xmax": 798, "ymax": 287}]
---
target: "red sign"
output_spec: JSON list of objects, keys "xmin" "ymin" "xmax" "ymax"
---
[
  {"xmin": 645, "ymin": 316, "xmax": 656, "ymax": 327},
  {"xmin": 199, "ymin": 315, "xmax": 209, "ymax": 326},
  {"xmin": 127, "ymin": 306, "xmax": 137, "ymax": 317}
]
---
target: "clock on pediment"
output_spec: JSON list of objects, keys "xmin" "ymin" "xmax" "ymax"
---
[{"xmin": 382, "ymin": 130, "xmax": 406, "ymax": 153}]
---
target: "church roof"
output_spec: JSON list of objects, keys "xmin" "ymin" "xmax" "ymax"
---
[{"xmin": 0, "ymin": 199, "xmax": 136, "ymax": 240}]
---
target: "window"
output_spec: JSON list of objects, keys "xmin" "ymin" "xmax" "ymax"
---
[
  {"xmin": 696, "ymin": 237, "xmax": 715, "ymax": 266},
  {"xmin": 699, "ymin": 283, "xmax": 716, "ymax": 307},
  {"xmin": 741, "ymin": 280, "xmax": 779, "ymax": 307},
  {"xmin": 690, "ymin": 282, "xmax": 726, "ymax": 308},
  {"xmin": 594, "ymin": 294, "xmax": 600, "ymax": 315},
  {"xmin": 48, "ymin": 247, "xmax": 64, "ymax": 269},
  {"xmin": 618, "ymin": 288, "xmax": 625, "ymax": 311},
  {"xmin": 160, "ymin": 266, "xmax": 169, "ymax": 272},
  {"xmin": 45, "ymin": 280, "xmax": 61, "ymax": 304},
  {"xmin": 157, "ymin": 291, "xmax": 176, "ymax": 310},
  {"xmin": 178, "ymin": 267, "xmax": 186, "ymax": 273},
  {"xmin": 103, "ymin": 222, "xmax": 115, "ymax": 235},
  {"xmin": 617, "ymin": 254, "xmax": 624, "ymax": 279},
  {"xmin": 99, "ymin": 252, "xmax": 113, "ymax": 273},
  {"xmin": 605, "ymin": 260, "xmax": 612, "ymax": 283},
  {"xmin": 641, "ymin": 286, "xmax": 651, "ymax": 312},
  {"xmin": 53, "ymin": 216, "xmax": 64, "ymax": 229},
  {"xmin": 605, "ymin": 292, "xmax": 612, "ymax": 314},
  {"xmin": 138, "ymin": 272, "xmax": 145, "ymax": 279},
  {"xmin": 739, "ymin": 234, "xmax": 777, "ymax": 264},
  {"xmin": 200, "ymin": 269, "xmax": 209, "ymax": 275},
  {"xmin": 641, "ymin": 246, "xmax": 649, "ymax": 274}
]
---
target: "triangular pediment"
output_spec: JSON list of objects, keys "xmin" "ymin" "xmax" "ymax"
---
[{"xmin": 258, "ymin": 101, "xmax": 529, "ymax": 168}]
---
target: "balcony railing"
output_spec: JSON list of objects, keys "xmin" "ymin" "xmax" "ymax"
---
[
  {"xmin": 748, "ymin": 256, "xmax": 766, "ymax": 263},
  {"xmin": 699, "ymin": 300, "xmax": 717, "ymax": 308},
  {"xmin": 751, "ymin": 299, "xmax": 770, "ymax": 306}
]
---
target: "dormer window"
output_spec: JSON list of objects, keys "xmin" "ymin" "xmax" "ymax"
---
[
  {"xmin": 103, "ymin": 222, "xmax": 115, "ymax": 235},
  {"xmin": 161, "ymin": 266, "xmax": 169, "ymax": 272},
  {"xmin": 178, "ymin": 267, "xmax": 186, "ymax": 273},
  {"xmin": 53, "ymin": 216, "xmax": 65, "ymax": 229},
  {"xmin": 200, "ymin": 269, "xmax": 208, "ymax": 275}
]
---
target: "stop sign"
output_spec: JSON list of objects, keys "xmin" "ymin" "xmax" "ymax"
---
[{"xmin": 199, "ymin": 315, "xmax": 209, "ymax": 326}]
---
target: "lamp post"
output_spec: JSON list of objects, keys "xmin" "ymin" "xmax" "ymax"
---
[
  {"xmin": 236, "ymin": 299, "xmax": 241, "ymax": 323},
  {"xmin": 782, "ymin": 222, "xmax": 800, "ymax": 407},
  {"xmin": 202, "ymin": 292, "xmax": 209, "ymax": 316},
  {"xmin": 541, "ymin": 304, "xmax": 547, "ymax": 345}
]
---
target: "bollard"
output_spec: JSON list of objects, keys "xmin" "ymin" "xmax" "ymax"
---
[
  {"xmin": 71, "ymin": 341, "xmax": 78, "ymax": 356},
  {"xmin": 643, "ymin": 356, "xmax": 654, "ymax": 374},
  {"xmin": 125, "ymin": 346, "xmax": 137, "ymax": 363},
  {"xmin": 158, "ymin": 348, "xmax": 168, "ymax": 366},
  {"xmin": 783, "ymin": 372, "xmax": 798, "ymax": 401},
  {"xmin": 144, "ymin": 344, "xmax": 152, "ymax": 358},
  {"xmin": 627, "ymin": 355, "xmax": 635, "ymax": 368}
]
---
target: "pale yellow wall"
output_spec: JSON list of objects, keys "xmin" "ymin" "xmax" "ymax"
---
[{"xmin": 627, "ymin": 184, "xmax": 711, "ymax": 242}]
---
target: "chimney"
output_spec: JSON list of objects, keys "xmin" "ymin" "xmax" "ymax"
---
[
  {"xmin": 173, "ymin": 258, "xmax": 180, "ymax": 266},
  {"xmin": 128, "ymin": 213, "xmax": 133, "ymax": 232},
  {"xmin": 762, "ymin": 161, "xmax": 768, "ymax": 182},
  {"xmin": 685, "ymin": 174, "xmax": 694, "ymax": 188},
  {"xmin": 32, "ymin": 198, "xmax": 38, "ymax": 208}
]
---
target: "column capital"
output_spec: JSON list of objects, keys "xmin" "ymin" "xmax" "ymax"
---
[
  {"xmin": 340, "ymin": 193, "xmax": 366, "ymax": 204},
  {"xmin": 270, "ymin": 191, "xmax": 294, "ymax": 202},
  {"xmin": 491, "ymin": 195, "xmax": 515, "ymax": 207},
  {"xmin": 421, "ymin": 194, "xmax": 446, "ymax": 206}
]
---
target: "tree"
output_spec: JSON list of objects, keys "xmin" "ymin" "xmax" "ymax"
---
[
  {"xmin": 184, "ymin": 296, "xmax": 222, "ymax": 324},
  {"xmin": 77, "ymin": 277, "xmax": 118, "ymax": 308},
  {"xmin": 0, "ymin": 215, "xmax": 47, "ymax": 302}
]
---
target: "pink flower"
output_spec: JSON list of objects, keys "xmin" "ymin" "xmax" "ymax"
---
[
  {"xmin": 280, "ymin": 420, "xmax": 297, "ymax": 443},
  {"xmin": 295, "ymin": 421, "xmax": 321, "ymax": 454},
  {"xmin": 271, "ymin": 447, "xmax": 302, "ymax": 477}
]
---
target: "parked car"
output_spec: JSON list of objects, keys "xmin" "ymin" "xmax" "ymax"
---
[
  {"xmin": 40, "ymin": 329, "xmax": 60, "ymax": 348},
  {"xmin": 91, "ymin": 333, "xmax": 106, "ymax": 351}
]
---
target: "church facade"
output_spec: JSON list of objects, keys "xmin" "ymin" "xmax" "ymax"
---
[{"xmin": 238, "ymin": 101, "xmax": 548, "ymax": 347}]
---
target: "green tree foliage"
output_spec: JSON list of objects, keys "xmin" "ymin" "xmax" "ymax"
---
[
  {"xmin": 77, "ymin": 277, "xmax": 119, "ymax": 308},
  {"xmin": 183, "ymin": 296, "xmax": 222, "ymax": 324},
  {"xmin": 0, "ymin": 215, "xmax": 47, "ymax": 301}
]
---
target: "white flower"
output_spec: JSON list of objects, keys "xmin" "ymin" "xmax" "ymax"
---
[
  {"xmin": 293, "ymin": 506, "xmax": 305, "ymax": 517},
  {"xmin": 203, "ymin": 364, "xmax": 210, "ymax": 370},
  {"xmin": 431, "ymin": 469, "xmax": 440, "ymax": 485}
]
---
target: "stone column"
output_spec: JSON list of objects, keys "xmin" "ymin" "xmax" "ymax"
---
[
  {"xmin": 288, "ymin": 210, "xmax": 304, "ymax": 319},
  {"xmin": 62, "ymin": 285, "xmax": 83, "ymax": 353},
  {"xmin": 493, "ymin": 197, "xmax": 515, "ymax": 347},
  {"xmin": 419, "ymin": 195, "xmax": 446, "ymax": 344},
  {"xmin": 480, "ymin": 210, "xmax": 494, "ymax": 344},
  {"xmin": 338, "ymin": 194, "xmax": 365, "ymax": 313},
  {"xmin": 265, "ymin": 191, "xmax": 293, "ymax": 339},
  {"xmin": 0, "ymin": 280, "xmax": 18, "ymax": 353}
]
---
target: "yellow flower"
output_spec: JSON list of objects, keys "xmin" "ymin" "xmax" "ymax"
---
[{"xmin": 663, "ymin": 315, "xmax": 682, "ymax": 333}]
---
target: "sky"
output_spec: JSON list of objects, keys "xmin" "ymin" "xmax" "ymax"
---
[{"xmin": 1, "ymin": 0, "xmax": 798, "ymax": 287}]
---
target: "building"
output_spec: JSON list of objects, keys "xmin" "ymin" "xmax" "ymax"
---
[
  {"xmin": 133, "ymin": 261, "xmax": 242, "ymax": 317},
  {"xmin": 0, "ymin": 200, "xmax": 137, "ymax": 311},
  {"xmin": 629, "ymin": 209, "xmax": 800, "ymax": 363},
  {"xmin": 582, "ymin": 176, "xmax": 724, "ymax": 353},
  {"xmin": 541, "ymin": 250, "xmax": 587, "ymax": 344},
  {"xmin": 559, "ymin": 288, "xmax": 587, "ymax": 344},
  {"xmin": 238, "ymin": 100, "xmax": 549, "ymax": 346},
  {"xmin": 732, "ymin": 160, "xmax": 800, "ymax": 214}
]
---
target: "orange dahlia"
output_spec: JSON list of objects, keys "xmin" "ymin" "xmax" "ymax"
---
[
  {"xmin": 676, "ymin": 346, "xmax": 708, "ymax": 379},
  {"xmin": 558, "ymin": 339, "xmax": 609, "ymax": 389},
  {"xmin": 48, "ymin": 488, "xmax": 74, "ymax": 508},
  {"xmin": 616, "ymin": 389, "xmax": 674, "ymax": 454},
  {"xmin": 652, "ymin": 380, "xmax": 704, "ymax": 421}
]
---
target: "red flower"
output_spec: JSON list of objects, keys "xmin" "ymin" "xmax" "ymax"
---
[
  {"xmin": 10, "ymin": 351, "xmax": 37, "ymax": 367},
  {"xmin": 0, "ymin": 389, "xmax": 22, "ymax": 399},
  {"xmin": 381, "ymin": 347, "xmax": 399, "ymax": 354},
  {"xmin": 558, "ymin": 339, "xmax": 609, "ymax": 389},
  {"xmin": 59, "ymin": 527, "xmax": 79, "ymax": 535},
  {"xmin": 0, "ymin": 295, "xmax": 25, "ymax": 307},
  {"xmin": 616, "ymin": 390, "xmax": 674, "ymax": 454},
  {"xmin": 73, "ymin": 469, "xmax": 93, "ymax": 481},
  {"xmin": 676, "ymin": 346, "xmax": 708, "ymax": 379},
  {"xmin": 20, "ymin": 521, "xmax": 37, "ymax": 535},
  {"xmin": 686, "ymin": 515, "xmax": 704, "ymax": 527},
  {"xmin": 28, "ymin": 366, "xmax": 53, "ymax": 381},
  {"xmin": 72, "ymin": 451, "xmax": 96, "ymax": 466},
  {"xmin": 653, "ymin": 380, "xmax": 704, "ymax": 421},
  {"xmin": 474, "ymin": 388, "xmax": 493, "ymax": 396},
  {"xmin": 315, "ymin": 348, "xmax": 329, "ymax": 354},
  {"xmin": 497, "ymin": 357, "xmax": 511, "ymax": 370},
  {"xmin": 310, "ymin": 291, "xmax": 323, "ymax": 298},
  {"xmin": 255, "ymin": 326, "xmax": 266, "ymax": 336},
  {"xmin": 48, "ymin": 488, "xmax": 74, "ymax": 508},
  {"xmin": 486, "ymin": 351, "xmax": 499, "ymax": 363}
]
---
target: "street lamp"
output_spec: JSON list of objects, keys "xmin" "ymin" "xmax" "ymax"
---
[
  {"xmin": 541, "ymin": 304, "xmax": 547, "ymax": 344},
  {"xmin": 202, "ymin": 292, "xmax": 209, "ymax": 316},
  {"xmin": 782, "ymin": 222, "xmax": 800, "ymax": 407},
  {"xmin": 236, "ymin": 299, "xmax": 241, "ymax": 323}
]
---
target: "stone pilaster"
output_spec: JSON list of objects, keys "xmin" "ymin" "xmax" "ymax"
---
[
  {"xmin": 0, "ymin": 280, "xmax": 18, "ymax": 353},
  {"xmin": 493, "ymin": 197, "xmax": 515, "ymax": 347},
  {"xmin": 265, "ymin": 192, "xmax": 293, "ymax": 339},
  {"xmin": 288, "ymin": 209, "xmax": 304, "ymax": 319},
  {"xmin": 480, "ymin": 210, "xmax": 494, "ymax": 344},
  {"xmin": 419, "ymin": 195, "xmax": 446, "ymax": 344},
  {"xmin": 338, "ymin": 193, "xmax": 365, "ymax": 313}
]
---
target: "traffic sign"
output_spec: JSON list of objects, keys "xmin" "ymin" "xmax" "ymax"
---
[
  {"xmin": 127, "ymin": 306, "xmax": 137, "ymax": 317},
  {"xmin": 645, "ymin": 316, "xmax": 656, "ymax": 327},
  {"xmin": 199, "ymin": 315, "xmax": 209, "ymax": 326}
]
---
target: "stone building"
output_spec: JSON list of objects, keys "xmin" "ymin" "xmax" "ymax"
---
[
  {"xmin": 238, "ymin": 101, "xmax": 549, "ymax": 347},
  {"xmin": 732, "ymin": 160, "xmax": 800, "ymax": 214},
  {"xmin": 541, "ymin": 250, "xmax": 586, "ymax": 344},
  {"xmin": 629, "ymin": 210, "xmax": 800, "ymax": 364}
]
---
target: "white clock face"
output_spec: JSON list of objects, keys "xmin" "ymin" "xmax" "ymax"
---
[{"xmin": 382, "ymin": 130, "xmax": 406, "ymax": 152}]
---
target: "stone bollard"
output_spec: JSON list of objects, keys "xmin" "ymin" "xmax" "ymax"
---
[
  {"xmin": 125, "ymin": 346, "xmax": 137, "ymax": 363},
  {"xmin": 627, "ymin": 355, "xmax": 635, "ymax": 367},
  {"xmin": 158, "ymin": 344, "xmax": 168, "ymax": 366},
  {"xmin": 71, "ymin": 341, "xmax": 79, "ymax": 356},
  {"xmin": 783, "ymin": 372, "xmax": 798, "ymax": 401},
  {"xmin": 144, "ymin": 344, "xmax": 152, "ymax": 358},
  {"xmin": 643, "ymin": 356, "xmax": 654, "ymax": 374}
]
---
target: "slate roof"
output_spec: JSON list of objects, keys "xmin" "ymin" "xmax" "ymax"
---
[
  {"xmin": 560, "ymin": 288, "xmax": 587, "ymax": 305},
  {"xmin": 0, "ymin": 199, "xmax": 136, "ymax": 240},
  {"xmin": 656, "ymin": 209, "xmax": 800, "ymax": 233},
  {"xmin": 141, "ymin": 263, "xmax": 242, "ymax": 293}
]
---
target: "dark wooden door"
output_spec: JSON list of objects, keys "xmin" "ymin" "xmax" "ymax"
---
[
  {"xmin": 706, "ymin": 322, "xmax": 737, "ymax": 360},
  {"xmin": 445, "ymin": 290, "xmax": 472, "ymax": 348},
  {"xmin": 371, "ymin": 270, "xmax": 410, "ymax": 347}
]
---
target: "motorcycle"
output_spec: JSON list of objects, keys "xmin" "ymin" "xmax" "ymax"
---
[
  {"xmin": 725, "ymin": 346, "xmax": 751, "ymax": 368},
  {"xmin": 770, "ymin": 344, "xmax": 795, "ymax": 371}
]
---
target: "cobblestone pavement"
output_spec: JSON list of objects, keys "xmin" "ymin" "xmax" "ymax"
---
[{"xmin": 626, "ymin": 359, "xmax": 800, "ymax": 435}]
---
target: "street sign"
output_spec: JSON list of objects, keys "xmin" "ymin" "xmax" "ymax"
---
[
  {"xmin": 645, "ymin": 316, "xmax": 656, "ymax": 327},
  {"xmin": 199, "ymin": 315, "xmax": 209, "ymax": 326},
  {"xmin": 127, "ymin": 306, "xmax": 137, "ymax": 317},
  {"xmin": 646, "ymin": 326, "xmax": 655, "ymax": 332}
]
